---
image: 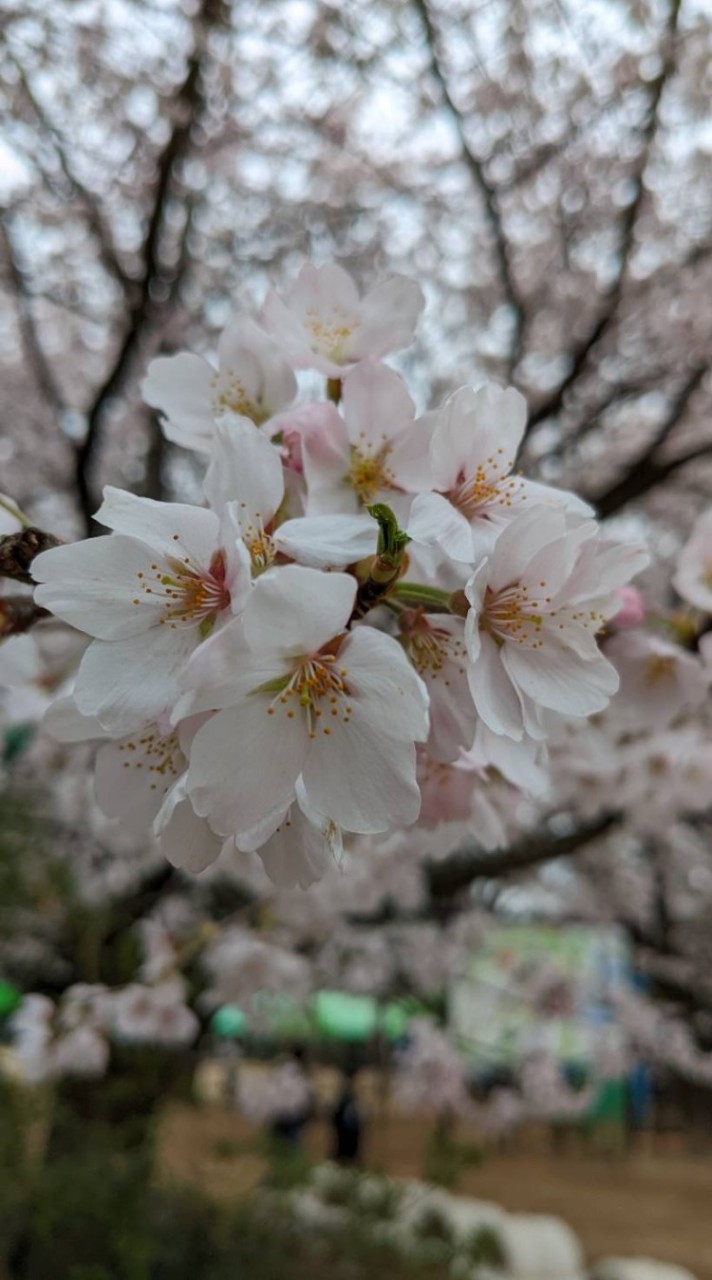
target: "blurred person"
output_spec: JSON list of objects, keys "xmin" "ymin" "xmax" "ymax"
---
[{"xmin": 330, "ymin": 1061, "xmax": 364, "ymax": 1166}]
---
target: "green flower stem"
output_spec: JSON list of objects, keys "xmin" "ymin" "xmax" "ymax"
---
[{"xmin": 391, "ymin": 582, "xmax": 453, "ymax": 613}]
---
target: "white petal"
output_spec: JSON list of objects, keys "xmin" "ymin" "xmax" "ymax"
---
[
  {"xmin": 348, "ymin": 276, "xmax": 425, "ymax": 360},
  {"xmin": 467, "ymin": 630, "xmax": 525, "ymax": 740},
  {"xmin": 302, "ymin": 705, "xmax": 421, "ymax": 833},
  {"xmin": 244, "ymin": 565, "xmax": 356, "ymax": 658},
  {"xmin": 96, "ymin": 488, "xmax": 220, "ymax": 566},
  {"xmin": 156, "ymin": 780, "xmax": 223, "ymax": 874},
  {"xmin": 142, "ymin": 353, "xmax": 216, "ymax": 453},
  {"xmin": 341, "ymin": 626, "xmax": 430, "ymax": 742},
  {"xmin": 216, "ymin": 314, "xmax": 297, "ymax": 413},
  {"xmin": 341, "ymin": 359, "xmax": 414, "ymax": 451},
  {"xmin": 187, "ymin": 698, "xmax": 308, "ymax": 837},
  {"xmin": 301, "ymin": 413, "xmax": 353, "ymax": 515},
  {"xmin": 251, "ymin": 791, "xmax": 338, "ymax": 889},
  {"xmin": 33, "ymin": 536, "xmax": 165, "ymax": 640},
  {"xmin": 275, "ymin": 513, "xmax": 377, "ymax": 568},
  {"xmin": 43, "ymin": 696, "xmax": 108, "ymax": 743},
  {"xmin": 176, "ymin": 618, "xmax": 283, "ymax": 716},
  {"xmin": 489, "ymin": 506, "xmax": 569, "ymax": 593},
  {"xmin": 387, "ymin": 412, "xmax": 438, "ymax": 492},
  {"xmin": 503, "ymin": 642, "xmax": 619, "ymax": 717},
  {"xmin": 74, "ymin": 628, "xmax": 196, "ymax": 735},
  {"xmin": 95, "ymin": 729, "xmax": 182, "ymax": 832},
  {"xmin": 203, "ymin": 415, "xmax": 284, "ymax": 523},
  {"xmin": 407, "ymin": 492, "xmax": 474, "ymax": 563}
]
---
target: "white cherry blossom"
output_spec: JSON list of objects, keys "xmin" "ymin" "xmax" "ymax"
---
[
  {"xmin": 259, "ymin": 263, "xmax": 424, "ymax": 376},
  {"xmin": 142, "ymin": 315, "xmax": 297, "ymax": 455},
  {"xmin": 184, "ymin": 564, "xmax": 429, "ymax": 840},
  {"xmin": 33, "ymin": 488, "xmax": 251, "ymax": 734},
  {"xmin": 301, "ymin": 359, "xmax": 433, "ymax": 515},
  {"xmin": 463, "ymin": 506, "xmax": 648, "ymax": 741},
  {"xmin": 407, "ymin": 383, "xmax": 591, "ymax": 563},
  {"xmin": 204, "ymin": 416, "xmax": 378, "ymax": 571},
  {"xmin": 604, "ymin": 630, "xmax": 708, "ymax": 730}
]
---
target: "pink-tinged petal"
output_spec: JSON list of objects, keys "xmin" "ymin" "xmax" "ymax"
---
[
  {"xmin": 341, "ymin": 360, "xmax": 415, "ymax": 451},
  {"xmin": 503, "ymin": 642, "xmax": 619, "ymax": 717},
  {"xmin": 187, "ymin": 698, "xmax": 308, "ymax": 837},
  {"xmin": 301, "ymin": 412, "xmax": 354, "ymax": 515},
  {"xmin": 141, "ymin": 353, "xmax": 216, "ymax": 453},
  {"xmin": 488, "ymin": 505, "xmax": 568, "ymax": 592},
  {"xmin": 293, "ymin": 262, "xmax": 360, "ymax": 315},
  {"xmin": 340, "ymin": 626, "xmax": 430, "ymax": 742},
  {"xmin": 74, "ymin": 627, "xmax": 196, "ymax": 735},
  {"xmin": 274, "ymin": 513, "xmax": 377, "ymax": 568},
  {"xmin": 429, "ymin": 384, "xmax": 526, "ymax": 492},
  {"xmin": 387, "ymin": 412, "xmax": 438, "ymax": 492},
  {"xmin": 96, "ymin": 488, "xmax": 220, "ymax": 566},
  {"xmin": 155, "ymin": 780, "xmax": 224, "ymax": 874},
  {"xmin": 203, "ymin": 416, "xmax": 284, "ymax": 524},
  {"xmin": 259, "ymin": 290, "xmax": 312, "ymax": 367},
  {"xmin": 408, "ymin": 492, "xmax": 474, "ymax": 563},
  {"xmin": 216, "ymin": 315, "xmax": 297, "ymax": 415},
  {"xmin": 347, "ymin": 276, "xmax": 425, "ymax": 360},
  {"xmin": 302, "ymin": 706, "xmax": 421, "ymax": 833},
  {"xmin": 244, "ymin": 566, "xmax": 356, "ymax": 659},
  {"xmin": 415, "ymin": 619, "xmax": 476, "ymax": 763},
  {"xmin": 520, "ymin": 521, "xmax": 597, "ymax": 598},
  {"xmin": 467, "ymin": 631, "xmax": 525, "ymax": 739},
  {"xmin": 33, "ymin": 536, "xmax": 165, "ymax": 640}
]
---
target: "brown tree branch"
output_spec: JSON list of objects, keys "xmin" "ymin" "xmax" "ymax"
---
[
  {"xmin": 74, "ymin": 0, "xmax": 225, "ymax": 532},
  {"xmin": 427, "ymin": 813, "xmax": 619, "ymax": 900},
  {"xmin": 0, "ymin": 596, "xmax": 50, "ymax": 638},
  {"xmin": 411, "ymin": 0, "xmax": 526, "ymax": 376},
  {"xmin": 0, "ymin": 216, "xmax": 67, "ymax": 419},
  {"xmin": 0, "ymin": 528, "xmax": 61, "ymax": 584},
  {"xmin": 590, "ymin": 364, "xmax": 709, "ymax": 517},
  {"xmin": 526, "ymin": 0, "xmax": 683, "ymax": 435}
]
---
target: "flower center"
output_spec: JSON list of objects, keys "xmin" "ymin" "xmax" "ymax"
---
[
  {"xmin": 644, "ymin": 655, "xmax": 676, "ymax": 686},
  {"xmin": 263, "ymin": 653, "xmax": 353, "ymax": 739},
  {"xmin": 402, "ymin": 621, "xmax": 467, "ymax": 680},
  {"xmin": 117, "ymin": 729, "xmax": 184, "ymax": 793},
  {"xmin": 347, "ymin": 444, "xmax": 395, "ymax": 504},
  {"xmin": 133, "ymin": 546, "xmax": 230, "ymax": 630},
  {"xmin": 304, "ymin": 307, "xmax": 358, "ymax": 362},
  {"xmin": 481, "ymin": 582, "xmax": 605, "ymax": 649},
  {"xmin": 446, "ymin": 454, "xmax": 521, "ymax": 520},
  {"xmin": 212, "ymin": 374, "xmax": 268, "ymax": 425},
  {"xmin": 481, "ymin": 583, "xmax": 545, "ymax": 647}
]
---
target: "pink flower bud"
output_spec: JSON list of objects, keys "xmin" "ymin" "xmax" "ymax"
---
[{"xmin": 613, "ymin": 585, "xmax": 646, "ymax": 629}]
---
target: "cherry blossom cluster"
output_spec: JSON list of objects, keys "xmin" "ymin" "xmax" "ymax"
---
[
  {"xmin": 10, "ymin": 976, "xmax": 198, "ymax": 1083},
  {"xmin": 30, "ymin": 263, "xmax": 649, "ymax": 889}
]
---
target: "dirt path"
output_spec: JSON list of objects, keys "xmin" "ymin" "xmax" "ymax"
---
[{"xmin": 159, "ymin": 1102, "xmax": 712, "ymax": 1277}]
